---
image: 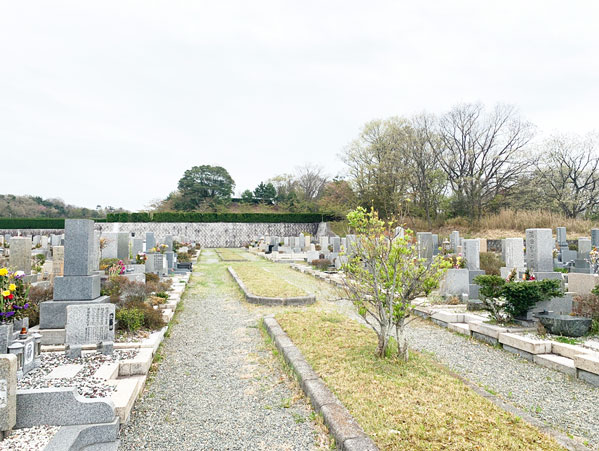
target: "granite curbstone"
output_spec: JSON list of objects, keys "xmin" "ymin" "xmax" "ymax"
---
[
  {"xmin": 16, "ymin": 387, "xmax": 116, "ymax": 428},
  {"xmin": 44, "ymin": 417, "xmax": 120, "ymax": 451},
  {"xmin": 263, "ymin": 316, "xmax": 378, "ymax": 450},
  {"xmin": 228, "ymin": 266, "xmax": 316, "ymax": 306}
]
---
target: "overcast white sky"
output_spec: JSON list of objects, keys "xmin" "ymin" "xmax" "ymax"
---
[{"xmin": 1, "ymin": 1, "xmax": 598, "ymax": 211}]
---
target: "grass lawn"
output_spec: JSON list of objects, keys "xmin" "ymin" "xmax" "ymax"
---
[
  {"xmin": 215, "ymin": 248, "xmax": 248, "ymax": 261},
  {"xmin": 231, "ymin": 264, "xmax": 308, "ymax": 298},
  {"xmin": 276, "ymin": 311, "xmax": 564, "ymax": 450}
]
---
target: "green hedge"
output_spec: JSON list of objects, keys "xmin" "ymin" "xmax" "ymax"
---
[
  {"xmin": 0, "ymin": 218, "xmax": 107, "ymax": 229},
  {"xmin": 106, "ymin": 212, "xmax": 338, "ymax": 223}
]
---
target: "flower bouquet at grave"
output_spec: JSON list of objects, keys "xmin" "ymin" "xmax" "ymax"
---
[
  {"xmin": 522, "ymin": 268, "xmax": 535, "ymax": 281},
  {"xmin": 506, "ymin": 268, "xmax": 518, "ymax": 282},
  {"xmin": 0, "ymin": 267, "xmax": 30, "ymax": 322},
  {"xmin": 588, "ymin": 247, "xmax": 599, "ymax": 274},
  {"xmin": 152, "ymin": 244, "xmax": 168, "ymax": 254},
  {"xmin": 108, "ymin": 260, "xmax": 126, "ymax": 278},
  {"xmin": 444, "ymin": 254, "xmax": 466, "ymax": 269},
  {"xmin": 136, "ymin": 252, "xmax": 147, "ymax": 264}
]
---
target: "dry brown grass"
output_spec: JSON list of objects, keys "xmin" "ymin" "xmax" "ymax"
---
[{"xmin": 277, "ymin": 311, "xmax": 565, "ymax": 450}]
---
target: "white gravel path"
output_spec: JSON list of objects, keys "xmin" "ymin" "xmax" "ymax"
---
[{"xmin": 119, "ymin": 250, "xmax": 320, "ymax": 450}]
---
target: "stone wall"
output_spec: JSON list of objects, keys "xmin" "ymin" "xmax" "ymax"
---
[{"xmin": 96, "ymin": 222, "xmax": 320, "ymax": 248}]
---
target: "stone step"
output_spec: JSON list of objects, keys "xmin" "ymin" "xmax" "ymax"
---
[
  {"xmin": 108, "ymin": 375, "xmax": 146, "ymax": 423},
  {"xmin": 533, "ymin": 354, "xmax": 576, "ymax": 376},
  {"xmin": 498, "ymin": 333, "xmax": 552, "ymax": 355},
  {"xmin": 118, "ymin": 348, "xmax": 153, "ymax": 377},
  {"xmin": 448, "ymin": 323, "xmax": 471, "ymax": 335},
  {"xmin": 551, "ymin": 341, "xmax": 595, "ymax": 360}
]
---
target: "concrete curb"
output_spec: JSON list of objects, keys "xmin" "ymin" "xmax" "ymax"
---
[
  {"xmin": 262, "ymin": 316, "xmax": 378, "ymax": 451},
  {"xmin": 228, "ymin": 267, "xmax": 316, "ymax": 306}
]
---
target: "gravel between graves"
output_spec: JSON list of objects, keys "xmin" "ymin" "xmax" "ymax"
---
[
  {"xmin": 0, "ymin": 425, "xmax": 59, "ymax": 450},
  {"xmin": 119, "ymin": 250, "xmax": 320, "ymax": 450},
  {"xmin": 406, "ymin": 319, "xmax": 599, "ymax": 449}
]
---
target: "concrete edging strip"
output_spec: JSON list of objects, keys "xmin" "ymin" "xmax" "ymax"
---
[
  {"xmin": 228, "ymin": 266, "xmax": 316, "ymax": 306},
  {"xmin": 263, "ymin": 316, "xmax": 378, "ymax": 451}
]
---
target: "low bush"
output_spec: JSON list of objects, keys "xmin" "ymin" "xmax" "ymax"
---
[
  {"xmin": 177, "ymin": 252, "xmax": 191, "ymax": 263},
  {"xmin": 155, "ymin": 291, "xmax": 169, "ymax": 300},
  {"xmin": 116, "ymin": 308, "xmax": 145, "ymax": 332},
  {"xmin": 475, "ymin": 276, "xmax": 563, "ymax": 322},
  {"xmin": 126, "ymin": 301, "xmax": 166, "ymax": 330},
  {"xmin": 311, "ymin": 258, "xmax": 332, "ymax": 271},
  {"xmin": 479, "ymin": 252, "xmax": 503, "ymax": 276},
  {"xmin": 145, "ymin": 272, "xmax": 159, "ymax": 283},
  {"xmin": 25, "ymin": 284, "xmax": 54, "ymax": 327}
]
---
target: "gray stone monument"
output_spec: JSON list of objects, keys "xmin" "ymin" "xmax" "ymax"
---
[
  {"xmin": 132, "ymin": 238, "xmax": 143, "ymax": 258},
  {"xmin": 525, "ymin": 228, "xmax": 553, "ymax": 272},
  {"xmin": 52, "ymin": 245, "xmax": 65, "ymax": 277},
  {"xmin": 116, "ymin": 232, "xmax": 129, "ymax": 260},
  {"xmin": 0, "ymin": 354, "xmax": 17, "ymax": 436},
  {"xmin": 450, "ymin": 231, "xmax": 460, "ymax": 253},
  {"xmin": 40, "ymin": 220, "xmax": 110, "ymax": 331},
  {"xmin": 332, "ymin": 237, "xmax": 341, "ymax": 253},
  {"xmin": 463, "ymin": 239, "xmax": 480, "ymax": 271},
  {"xmin": 592, "ymin": 229, "xmax": 599, "ymax": 249},
  {"xmin": 556, "ymin": 227, "xmax": 568, "ymax": 249},
  {"xmin": 9, "ymin": 237, "xmax": 31, "ymax": 274},
  {"xmin": 65, "ymin": 303, "xmax": 115, "ymax": 357},
  {"xmin": 417, "ymin": 232, "xmax": 433, "ymax": 261},
  {"xmin": 146, "ymin": 232, "xmax": 156, "ymax": 251}
]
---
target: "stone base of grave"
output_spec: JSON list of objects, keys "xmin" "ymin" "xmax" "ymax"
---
[
  {"xmin": 44, "ymin": 417, "xmax": 120, "ymax": 451},
  {"xmin": 39, "ymin": 296, "xmax": 111, "ymax": 331}
]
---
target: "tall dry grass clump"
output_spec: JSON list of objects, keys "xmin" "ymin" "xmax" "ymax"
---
[{"xmin": 474, "ymin": 209, "xmax": 597, "ymax": 234}]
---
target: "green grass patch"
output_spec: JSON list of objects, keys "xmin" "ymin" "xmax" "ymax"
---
[
  {"xmin": 215, "ymin": 248, "xmax": 248, "ymax": 261},
  {"xmin": 231, "ymin": 264, "xmax": 307, "ymax": 298},
  {"xmin": 276, "ymin": 311, "xmax": 565, "ymax": 450}
]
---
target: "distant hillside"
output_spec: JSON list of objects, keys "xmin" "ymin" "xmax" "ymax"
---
[{"xmin": 0, "ymin": 194, "xmax": 126, "ymax": 218}]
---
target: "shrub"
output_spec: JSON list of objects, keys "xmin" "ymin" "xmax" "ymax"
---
[
  {"xmin": 127, "ymin": 301, "xmax": 166, "ymax": 330},
  {"xmin": 479, "ymin": 252, "xmax": 503, "ymax": 276},
  {"xmin": 121, "ymin": 280, "xmax": 150, "ymax": 304},
  {"xmin": 107, "ymin": 212, "xmax": 340, "ymax": 223},
  {"xmin": 25, "ymin": 284, "xmax": 54, "ymax": 327},
  {"xmin": 573, "ymin": 294, "xmax": 599, "ymax": 320},
  {"xmin": 475, "ymin": 276, "xmax": 563, "ymax": 322},
  {"xmin": 145, "ymin": 273, "xmax": 159, "ymax": 283},
  {"xmin": 177, "ymin": 252, "xmax": 191, "ymax": 263},
  {"xmin": 501, "ymin": 279, "xmax": 563, "ymax": 318},
  {"xmin": 116, "ymin": 308, "xmax": 145, "ymax": 332},
  {"xmin": 155, "ymin": 291, "xmax": 169, "ymax": 300},
  {"xmin": 101, "ymin": 276, "xmax": 128, "ymax": 302},
  {"xmin": 311, "ymin": 259, "xmax": 332, "ymax": 271}
]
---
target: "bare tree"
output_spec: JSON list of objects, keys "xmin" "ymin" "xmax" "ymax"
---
[
  {"xmin": 535, "ymin": 134, "xmax": 599, "ymax": 218},
  {"xmin": 430, "ymin": 103, "xmax": 534, "ymax": 218},
  {"xmin": 294, "ymin": 164, "xmax": 328, "ymax": 201}
]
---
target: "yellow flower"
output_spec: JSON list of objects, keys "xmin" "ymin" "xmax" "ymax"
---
[
  {"xmin": 2, "ymin": 290, "xmax": 10, "ymax": 297},
  {"xmin": 9, "ymin": 284, "xmax": 16, "ymax": 291},
  {"xmin": 0, "ymin": 268, "xmax": 7, "ymax": 276}
]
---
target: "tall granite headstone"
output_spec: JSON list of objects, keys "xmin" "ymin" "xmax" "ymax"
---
[
  {"xmin": 417, "ymin": 232, "xmax": 433, "ymax": 261},
  {"xmin": 40, "ymin": 220, "xmax": 110, "ymax": 331},
  {"xmin": 0, "ymin": 354, "xmax": 17, "ymax": 434},
  {"xmin": 9, "ymin": 237, "xmax": 31, "ymax": 274},
  {"xmin": 463, "ymin": 239, "xmax": 480, "ymax": 271},
  {"xmin": 450, "ymin": 231, "xmax": 460, "ymax": 253},
  {"xmin": 592, "ymin": 229, "xmax": 599, "ymax": 249},
  {"xmin": 525, "ymin": 228, "xmax": 553, "ymax": 272},
  {"xmin": 146, "ymin": 232, "xmax": 156, "ymax": 252}
]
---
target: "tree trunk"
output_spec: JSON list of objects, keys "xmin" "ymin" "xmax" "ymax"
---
[
  {"xmin": 376, "ymin": 324, "xmax": 388, "ymax": 357},
  {"xmin": 395, "ymin": 320, "xmax": 409, "ymax": 362}
]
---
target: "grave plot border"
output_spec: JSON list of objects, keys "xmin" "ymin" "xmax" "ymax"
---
[
  {"xmin": 262, "ymin": 316, "xmax": 378, "ymax": 451},
  {"xmin": 228, "ymin": 267, "xmax": 316, "ymax": 306}
]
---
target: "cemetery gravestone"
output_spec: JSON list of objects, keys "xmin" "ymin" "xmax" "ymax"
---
[
  {"xmin": 9, "ymin": 237, "xmax": 32, "ymax": 274},
  {"xmin": 417, "ymin": 232, "xmax": 433, "ymax": 261},
  {"xmin": 146, "ymin": 232, "xmax": 156, "ymax": 251},
  {"xmin": 525, "ymin": 229, "xmax": 553, "ymax": 272},
  {"xmin": 65, "ymin": 303, "xmax": 115, "ymax": 356},
  {"xmin": 592, "ymin": 229, "xmax": 599, "ymax": 249},
  {"xmin": 450, "ymin": 231, "xmax": 460, "ymax": 253},
  {"xmin": 52, "ymin": 246, "xmax": 65, "ymax": 277},
  {"xmin": 116, "ymin": 232, "xmax": 129, "ymax": 260},
  {"xmin": 464, "ymin": 239, "xmax": 481, "ymax": 271},
  {"xmin": 557, "ymin": 227, "xmax": 568, "ymax": 249},
  {"xmin": 132, "ymin": 238, "xmax": 143, "ymax": 258},
  {"xmin": 40, "ymin": 220, "xmax": 110, "ymax": 331},
  {"xmin": 0, "ymin": 354, "xmax": 17, "ymax": 435}
]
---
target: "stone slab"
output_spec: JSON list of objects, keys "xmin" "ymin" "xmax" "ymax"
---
[
  {"xmin": 15, "ymin": 387, "xmax": 116, "ymax": 427},
  {"xmin": 472, "ymin": 331, "xmax": 498, "ymax": 346},
  {"xmin": 577, "ymin": 369, "xmax": 599, "ymax": 387},
  {"xmin": 573, "ymin": 353, "xmax": 599, "ymax": 375},
  {"xmin": 447, "ymin": 323, "xmax": 471, "ymax": 335},
  {"xmin": 533, "ymin": 354, "xmax": 576, "ymax": 377},
  {"xmin": 53, "ymin": 275, "xmax": 101, "ymax": 301},
  {"xmin": 551, "ymin": 342, "xmax": 593, "ymax": 360},
  {"xmin": 66, "ymin": 303, "xmax": 116, "ymax": 346},
  {"xmin": 498, "ymin": 333, "xmax": 552, "ymax": 355},
  {"xmin": 44, "ymin": 364, "xmax": 83, "ymax": 379},
  {"xmin": 431, "ymin": 311, "xmax": 465, "ymax": 324},
  {"xmin": 40, "ymin": 296, "xmax": 111, "ymax": 330},
  {"xmin": 44, "ymin": 417, "xmax": 120, "ymax": 451},
  {"xmin": 0, "ymin": 354, "xmax": 17, "ymax": 432},
  {"xmin": 64, "ymin": 219, "xmax": 96, "ymax": 276},
  {"xmin": 502, "ymin": 344, "xmax": 534, "ymax": 361}
]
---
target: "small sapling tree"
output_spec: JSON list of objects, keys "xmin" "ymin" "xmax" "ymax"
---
[{"xmin": 341, "ymin": 207, "xmax": 449, "ymax": 360}]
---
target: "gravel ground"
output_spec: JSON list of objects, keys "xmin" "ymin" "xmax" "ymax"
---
[
  {"xmin": 119, "ymin": 250, "xmax": 321, "ymax": 450},
  {"xmin": 406, "ymin": 319, "xmax": 599, "ymax": 449},
  {"xmin": 0, "ymin": 425, "xmax": 59, "ymax": 450},
  {"xmin": 18, "ymin": 350, "xmax": 138, "ymax": 398}
]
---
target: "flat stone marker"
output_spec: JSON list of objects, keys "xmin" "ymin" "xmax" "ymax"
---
[
  {"xmin": 66, "ymin": 304, "xmax": 115, "ymax": 346},
  {"xmin": 44, "ymin": 364, "xmax": 83, "ymax": 379}
]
